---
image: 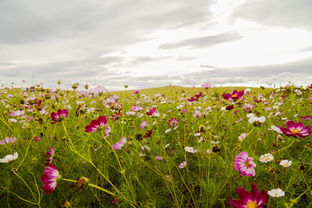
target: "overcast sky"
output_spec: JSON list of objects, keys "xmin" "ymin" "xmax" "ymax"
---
[{"xmin": 1, "ymin": 0, "xmax": 312, "ymax": 90}]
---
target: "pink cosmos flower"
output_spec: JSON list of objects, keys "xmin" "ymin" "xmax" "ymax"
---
[
  {"xmin": 155, "ymin": 156, "xmax": 164, "ymax": 161},
  {"xmin": 187, "ymin": 92, "xmax": 203, "ymax": 102},
  {"xmin": 41, "ymin": 164, "xmax": 61, "ymax": 194},
  {"xmin": 222, "ymin": 90, "xmax": 244, "ymax": 100},
  {"xmin": 46, "ymin": 147, "xmax": 55, "ymax": 164},
  {"xmin": 132, "ymin": 90, "xmax": 140, "ymax": 94},
  {"xmin": 112, "ymin": 137, "xmax": 127, "ymax": 150},
  {"xmin": 146, "ymin": 107, "xmax": 157, "ymax": 116},
  {"xmin": 168, "ymin": 118, "xmax": 178, "ymax": 127},
  {"xmin": 244, "ymin": 104, "xmax": 255, "ymax": 112},
  {"xmin": 279, "ymin": 121, "xmax": 311, "ymax": 138},
  {"xmin": 178, "ymin": 161, "xmax": 187, "ymax": 169},
  {"xmin": 140, "ymin": 121, "xmax": 148, "ymax": 128},
  {"xmin": 234, "ymin": 152, "xmax": 256, "ymax": 176},
  {"xmin": 84, "ymin": 116, "xmax": 108, "ymax": 132},
  {"xmin": 301, "ymin": 116, "xmax": 311, "ymax": 120},
  {"xmin": 10, "ymin": 110, "xmax": 24, "ymax": 117},
  {"xmin": 0, "ymin": 137, "xmax": 17, "ymax": 145},
  {"xmin": 228, "ymin": 183, "xmax": 269, "ymax": 208},
  {"xmin": 50, "ymin": 109, "xmax": 68, "ymax": 123},
  {"xmin": 34, "ymin": 136, "xmax": 40, "ymax": 142}
]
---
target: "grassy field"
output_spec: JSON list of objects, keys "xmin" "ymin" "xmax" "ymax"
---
[{"xmin": 0, "ymin": 84, "xmax": 311, "ymax": 207}]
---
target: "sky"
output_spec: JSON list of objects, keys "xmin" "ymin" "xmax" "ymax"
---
[{"xmin": 1, "ymin": 0, "xmax": 312, "ymax": 90}]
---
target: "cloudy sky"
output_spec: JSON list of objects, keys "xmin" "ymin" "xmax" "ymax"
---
[{"xmin": 1, "ymin": 0, "xmax": 312, "ymax": 90}]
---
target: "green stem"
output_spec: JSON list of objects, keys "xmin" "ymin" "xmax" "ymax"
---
[{"xmin": 271, "ymin": 140, "xmax": 296, "ymax": 154}]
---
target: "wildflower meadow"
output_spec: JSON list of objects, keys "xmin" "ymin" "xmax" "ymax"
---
[{"xmin": 0, "ymin": 84, "xmax": 311, "ymax": 207}]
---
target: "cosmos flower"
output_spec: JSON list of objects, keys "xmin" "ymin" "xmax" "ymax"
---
[
  {"xmin": 279, "ymin": 121, "xmax": 311, "ymax": 138},
  {"xmin": 132, "ymin": 90, "xmax": 140, "ymax": 94},
  {"xmin": 259, "ymin": 153, "xmax": 274, "ymax": 163},
  {"xmin": 41, "ymin": 164, "xmax": 61, "ymax": 194},
  {"xmin": 234, "ymin": 152, "xmax": 256, "ymax": 176},
  {"xmin": 178, "ymin": 161, "xmax": 187, "ymax": 168},
  {"xmin": 46, "ymin": 147, "xmax": 55, "ymax": 164},
  {"xmin": 146, "ymin": 107, "xmax": 157, "ymax": 116},
  {"xmin": 0, "ymin": 137, "xmax": 17, "ymax": 145},
  {"xmin": 238, "ymin": 133, "xmax": 247, "ymax": 141},
  {"xmin": 34, "ymin": 136, "xmax": 40, "ymax": 142},
  {"xmin": 187, "ymin": 92, "xmax": 203, "ymax": 102},
  {"xmin": 301, "ymin": 116, "xmax": 311, "ymax": 120},
  {"xmin": 112, "ymin": 137, "xmax": 127, "ymax": 150},
  {"xmin": 222, "ymin": 90, "xmax": 244, "ymax": 100},
  {"xmin": 247, "ymin": 114, "xmax": 266, "ymax": 125},
  {"xmin": 226, "ymin": 105, "xmax": 234, "ymax": 111},
  {"xmin": 269, "ymin": 125, "xmax": 283, "ymax": 134},
  {"xmin": 228, "ymin": 183, "xmax": 269, "ymax": 208},
  {"xmin": 85, "ymin": 116, "xmax": 108, "ymax": 132},
  {"xmin": 184, "ymin": 147, "xmax": 198, "ymax": 153},
  {"xmin": 143, "ymin": 129, "xmax": 153, "ymax": 138},
  {"xmin": 168, "ymin": 118, "xmax": 178, "ymax": 127},
  {"xmin": 279, "ymin": 160, "xmax": 292, "ymax": 167},
  {"xmin": 244, "ymin": 104, "xmax": 255, "ymax": 112},
  {"xmin": 0, "ymin": 152, "xmax": 18, "ymax": 163},
  {"xmin": 155, "ymin": 156, "xmax": 164, "ymax": 161},
  {"xmin": 140, "ymin": 121, "xmax": 148, "ymax": 128},
  {"xmin": 268, "ymin": 188, "xmax": 285, "ymax": 198},
  {"xmin": 50, "ymin": 109, "xmax": 68, "ymax": 123}
]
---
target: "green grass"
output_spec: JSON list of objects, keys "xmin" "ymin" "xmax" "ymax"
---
[{"xmin": 0, "ymin": 85, "xmax": 311, "ymax": 207}]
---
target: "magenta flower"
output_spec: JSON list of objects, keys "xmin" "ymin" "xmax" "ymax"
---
[
  {"xmin": 234, "ymin": 152, "xmax": 256, "ymax": 176},
  {"xmin": 85, "ymin": 116, "xmax": 108, "ymax": 132},
  {"xmin": 144, "ymin": 129, "xmax": 153, "ymax": 138},
  {"xmin": 222, "ymin": 90, "xmax": 244, "ymax": 100},
  {"xmin": 146, "ymin": 107, "xmax": 157, "ymax": 116},
  {"xmin": 279, "ymin": 121, "xmax": 311, "ymax": 138},
  {"xmin": 168, "ymin": 118, "xmax": 178, "ymax": 127},
  {"xmin": 50, "ymin": 109, "xmax": 68, "ymax": 123},
  {"xmin": 41, "ymin": 164, "xmax": 61, "ymax": 194},
  {"xmin": 132, "ymin": 90, "xmax": 140, "ymax": 94},
  {"xmin": 112, "ymin": 137, "xmax": 126, "ymax": 150},
  {"xmin": 301, "ymin": 116, "xmax": 311, "ymax": 120},
  {"xmin": 46, "ymin": 147, "xmax": 55, "ymax": 164},
  {"xmin": 187, "ymin": 92, "xmax": 203, "ymax": 102},
  {"xmin": 0, "ymin": 137, "xmax": 17, "ymax": 145},
  {"xmin": 226, "ymin": 105, "xmax": 234, "ymax": 111},
  {"xmin": 228, "ymin": 183, "xmax": 269, "ymax": 208},
  {"xmin": 34, "ymin": 136, "xmax": 40, "ymax": 142}
]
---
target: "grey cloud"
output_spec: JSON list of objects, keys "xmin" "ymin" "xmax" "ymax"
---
[
  {"xmin": 233, "ymin": 0, "xmax": 312, "ymax": 30},
  {"xmin": 159, "ymin": 32, "xmax": 241, "ymax": 49},
  {"xmin": 0, "ymin": 0, "xmax": 214, "ymax": 45},
  {"xmin": 130, "ymin": 56, "xmax": 170, "ymax": 65},
  {"xmin": 300, "ymin": 46, "xmax": 312, "ymax": 52}
]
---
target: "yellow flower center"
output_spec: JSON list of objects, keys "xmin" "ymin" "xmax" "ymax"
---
[
  {"xmin": 232, "ymin": 94, "xmax": 238, "ymax": 98},
  {"xmin": 245, "ymin": 161, "xmax": 251, "ymax": 167},
  {"xmin": 246, "ymin": 201, "xmax": 258, "ymax": 208},
  {"xmin": 291, "ymin": 128, "xmax": 300, "ymax": 134}
]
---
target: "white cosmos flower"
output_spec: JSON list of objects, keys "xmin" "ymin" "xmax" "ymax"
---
[
  {"xmin": 279, "ymin": 160, "xmax": 292, "ymax": 167},
  {"xmin": 0, "ymin": 152, "xmax": 18, "ymax": 163},
  {"xmin": 184, "ymin": 147, "xmax": 198, "ymax": 153},
  {"xmin": 259, "ymin": 153, "xmax": 274, "ymax": 163},
  {"xmin": 268, "ymin": 188, "xmax": 285, "ymax": 197},
  {"xmin": 269, "ymin": 125, "xmax": 283, "ymax": 133}
]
